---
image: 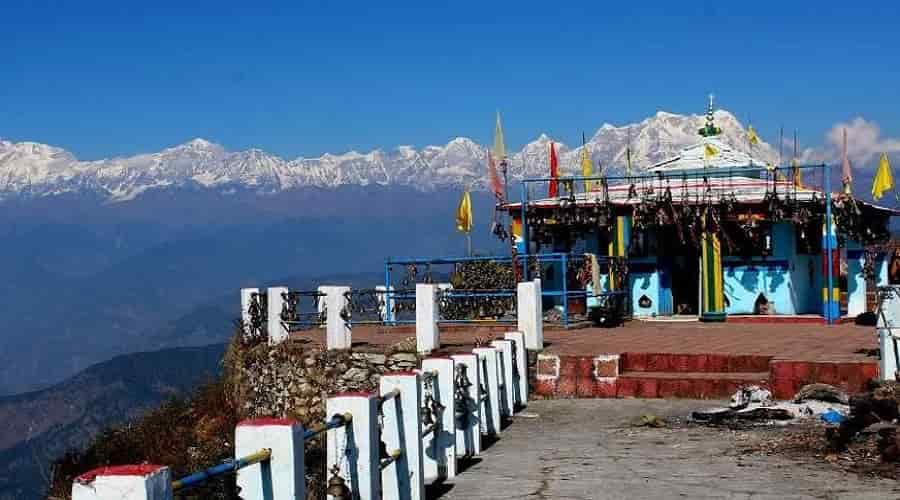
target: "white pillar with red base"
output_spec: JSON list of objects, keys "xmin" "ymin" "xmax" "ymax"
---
[
  {"xmin": 420, "ymin": 357, "xmax": 456, "ymax": 481},
  {"xmin": 490, "ymin": 340, "xmax": 515, "ymax": 417},
  {"xmin": 267, "ymin": 286, "xmax": 288, "ymax": 345},
  {"xmin": 504, "ymin": 331, "xmax": 528, "ymax": 407},
  {"xmin": 380, "ymin": 372, "xmax": 424, "ymax": 500},
  {"xmin": 416, "ymin": 284, "xmax": 440, "ymax": 353},
  {"xmin": 450, "ymin": 353, "xmax": 482, "ymax": 456},
  {"xmin": 517, "ymin": 279, "xmax": 543, "ymax": 350},
  {"xmin": 236, "ymin": 418, "xmax": 305, "ymax": 500},
  {"xmin": 473, "ymin": 347, "xmax": 501, "ymax": 436},
  {"xmin": 326, "ymin": 392, "xmax": 380, "ymax": 500},
  {"xmin": 72, "ymin": 465, "xmax": 172, "ymax": 500},
  {"xmin": 320, "ymin": 285, "xmax": 352, "ymax": 350}
]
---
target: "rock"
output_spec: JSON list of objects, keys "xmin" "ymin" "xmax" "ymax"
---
[
  {"xmin": 794, "ymin": 383, "xmax": 850, "ymax": 405},
  {"xmin": 391, "ymin": 352, "xmax": 418, "ymax": 364},
  {"xmin": 365, "ymin": 353, "xmax": 387, "ymax": 365},
  {"xmin": 343, "ymin": 367, "xmax": 370, "ymax": 383}
]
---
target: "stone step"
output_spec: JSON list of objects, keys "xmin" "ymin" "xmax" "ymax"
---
[
  {"xmin": 616, "ymin": 371, "xmax": 770, "ymax": 399},
  {"xmin": 619, "ymin": 352, "xmax": 772, "ymax": 374}
]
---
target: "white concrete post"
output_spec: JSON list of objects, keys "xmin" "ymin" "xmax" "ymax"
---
[
  {"xmin": 72, "ymin": 465, "xmax": 172, "ymax": 500},
  {"xmin": 376, "ymin": 285, "xmax": 395, "ymax": 323},
  {"xmin": 416, "ymin": 284, "xmax": 440, "ymax": 353},
  {"xmin": 878, "ymin": 286, "xmax": 900, "ymax": 382},
  {"xmin": 240, "ymin": 288, "xmax": 260, "ymax": 337},
  {"xmin": 235, "ymin": 418, "xmax": 304, "ymax": 500},
  {"xmin": 380, "ymin": 373, "xmax": 424, "ymax": 500},
  {"xmin": 847, "ymin": 247, "xmax": 867, "ymax": 317},
  {"xmin": 267, "ymin": 287, "xmax": 289, "ymax": 345},
  {"xmin": 420, "ymin": 358, "xmax": 457, "ymax": 481},
  {"xmin": 473, "ymin": 348, "xmax": 501, "ymax": 436},
  {"xmin": 326, "ymin": 393, "xmax": 380, "ymax": 500},
  {"xmin": 876, "ymin": 253, "xmax": 890, "ymax": 287},
  {"xmin": 320, "ymin": 286, "xmax": 352, "ymax": 350},
  {"xmin": 517, "ymin": 279, "xmax": 544, "ymax": 351},
  {"xmin": 450, "ymin": 354, "xmax": 482, "ymax": 456},
  {"xmin": 490, "ymin": 340, "xmax": 515, "ymax": 417},
  {"xmin": 504, "ymin": 331, "xmax": 528, "ymax": 408}
]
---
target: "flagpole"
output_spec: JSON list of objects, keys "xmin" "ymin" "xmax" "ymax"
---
[{"xmin": 466, "ymin": 233, "xmax": 472, "ymax": 256}]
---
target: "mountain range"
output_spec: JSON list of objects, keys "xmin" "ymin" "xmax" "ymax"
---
[{"xmin": 0, "ymin": 110, "xmax": 778, "ymax": 202}]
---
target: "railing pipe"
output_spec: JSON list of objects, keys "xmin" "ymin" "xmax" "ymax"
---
[
  {"xmin": 172, "ymin": 448, "xmax": 271, "ymax": 492},
  {"xmin": 303, "ymin": 412, "xmax": 352, "ymax": 441}
]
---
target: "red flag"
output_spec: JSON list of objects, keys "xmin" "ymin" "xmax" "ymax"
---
[
  {"xmin": 548, "ymin": 142, "xmax": 559, "ymax": 197},
  {"xmin": 487, "ymin": 151, "xmax": 503, "ymax": 201}
]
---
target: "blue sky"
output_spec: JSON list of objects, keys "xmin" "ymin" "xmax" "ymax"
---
[{"xmin": 2, "ymin": 1, "xmax": 899, "ymax": 160}]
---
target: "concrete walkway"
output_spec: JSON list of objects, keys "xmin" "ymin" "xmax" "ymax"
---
[{"xmin": 433, "ymin": 400, "xmax": 898, "ymax": 500}]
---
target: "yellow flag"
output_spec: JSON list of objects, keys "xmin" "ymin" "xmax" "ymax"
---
[
  {"xmin": 455, "ymin": 190, "xmax": 473, "ymax": 233},
  {"xmin": 872, "ymin": 153, "xmax": 894, "ymax": 200},
  {"xmin": 704, "ymin": 143, "xmax": 719, "ymax": 159},
  {"xmin": 581, "ymin": 134, "xmax": 592, "ymax": 192},
  {"xmin": 791, "ymin": 158, "xmax": 802, "ymax": 188},
  {"xmin": 493, "ymin": 112, "xmax": 506, "ymax": 160},
  {"xmin": 747, "ymin": 125, "xmax": 759, "ymax": 145}
]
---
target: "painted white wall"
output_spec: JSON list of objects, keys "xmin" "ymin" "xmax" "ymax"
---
[
  {"xmin": 72, "ymin": 466, "xmax": 172, "ymax": 500},
  {"xmin": 235, "ymin": 420, "xmax": 304, "ymax": 500}
]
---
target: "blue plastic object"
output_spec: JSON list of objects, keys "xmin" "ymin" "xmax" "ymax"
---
[{"xmin": 820, "ymin": 409, "xmax": 847, "ymax": 424}]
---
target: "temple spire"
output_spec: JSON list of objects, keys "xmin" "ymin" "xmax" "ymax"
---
[{"xmin": 698, "ymin": 94, "xmax": 722, "ymax": 138}]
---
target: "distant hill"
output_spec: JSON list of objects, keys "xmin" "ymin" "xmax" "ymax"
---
[{"xmin": 0, "ymin": 343, "xmax": 226, "ymax": 500}]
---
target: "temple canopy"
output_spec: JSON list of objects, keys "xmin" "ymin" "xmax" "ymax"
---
[{"xmin": 650, "ymin": 137, "xmax": 769, "ymax": 172}]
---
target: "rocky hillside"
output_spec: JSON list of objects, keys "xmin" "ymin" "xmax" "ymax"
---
[{"xmin": 0, "ymin": 344, "xmax": 225, "ymax": 500}]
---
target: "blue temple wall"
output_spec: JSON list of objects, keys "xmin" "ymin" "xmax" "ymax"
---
[
  {"xmin": 721, "ymin": 222, "xmax": 823, "ymax": 315},
  {"xmin": 628, "ymin": 258, "xmax": 662, "ymax": 316}
]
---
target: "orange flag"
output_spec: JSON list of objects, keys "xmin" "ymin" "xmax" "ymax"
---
[{"xmin": 548, "ymin": 142, "xmax": 559, "ymax": 197}]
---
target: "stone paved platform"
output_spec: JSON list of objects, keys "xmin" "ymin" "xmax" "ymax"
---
[
  {"xmin": 434, "ymin": 399, "xmax": 898, "ymax": 500},
  {"xmin": 291, "ymin": 321, "xmax": 881, "ymax": 400}
]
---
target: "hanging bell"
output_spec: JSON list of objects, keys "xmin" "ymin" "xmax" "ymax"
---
[{"xmin": 326, "ymin": 466, "xmax": 352, "ymax": 500}]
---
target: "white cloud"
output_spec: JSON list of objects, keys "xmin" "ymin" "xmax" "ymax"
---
[{"xmin": 801, "ymin": 117, "xmax": 900, "ymax": 168}]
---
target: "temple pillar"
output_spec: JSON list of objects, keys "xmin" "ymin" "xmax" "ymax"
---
[
  {"xmin": 607, "ymin": 216, "xmax": 631, "ymax": 290},
  {"xmin": 700, "ymin": 231, "xmax": 725, "ymax": 322},
  {"xmin": 821, "ymin": 217, "xmax": 840, "ymax": 322}
]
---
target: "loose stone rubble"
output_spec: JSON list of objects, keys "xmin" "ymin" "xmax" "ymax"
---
[{"xmin": 225, "ymin": 337, "xmax": 421, "ymax": 422}]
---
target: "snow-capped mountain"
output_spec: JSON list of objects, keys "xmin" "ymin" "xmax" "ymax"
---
[{"xmin": 0, "ymin": 110, "xmax": 777, "ymax": 202}]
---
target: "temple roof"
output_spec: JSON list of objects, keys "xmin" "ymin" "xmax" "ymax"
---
[
  {"xmin": 650, "ymin": 138, "xmax": 770, "ymax": 172},
  {"xmin": 501, "ymin": 175, "xmax": 899, "ymax": 217}
]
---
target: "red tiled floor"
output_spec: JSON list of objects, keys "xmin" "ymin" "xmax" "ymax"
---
[{"xmin": 310, "ymin": 321, "xmax": 878, "ymax": 363}]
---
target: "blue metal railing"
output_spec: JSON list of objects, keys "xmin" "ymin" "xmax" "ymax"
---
[
  {"xmin": 383, "ymin": 253, "xmax": 610, "ymax": 326},
  {"xmin": 304, "ymin": 412, "xmax": 352, "ymax": 441},
  {"xmin": 171, "ymin": 448, "xmax": 271, "ymax": 492},
  {"xmin": 169, "ymin": 413, "xmax": 352, "ymax": 493}
]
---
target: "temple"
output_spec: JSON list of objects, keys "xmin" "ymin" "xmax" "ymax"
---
[{"xmin": 499, "ymin": 102, "xmax": 897, "ymax": 324}]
